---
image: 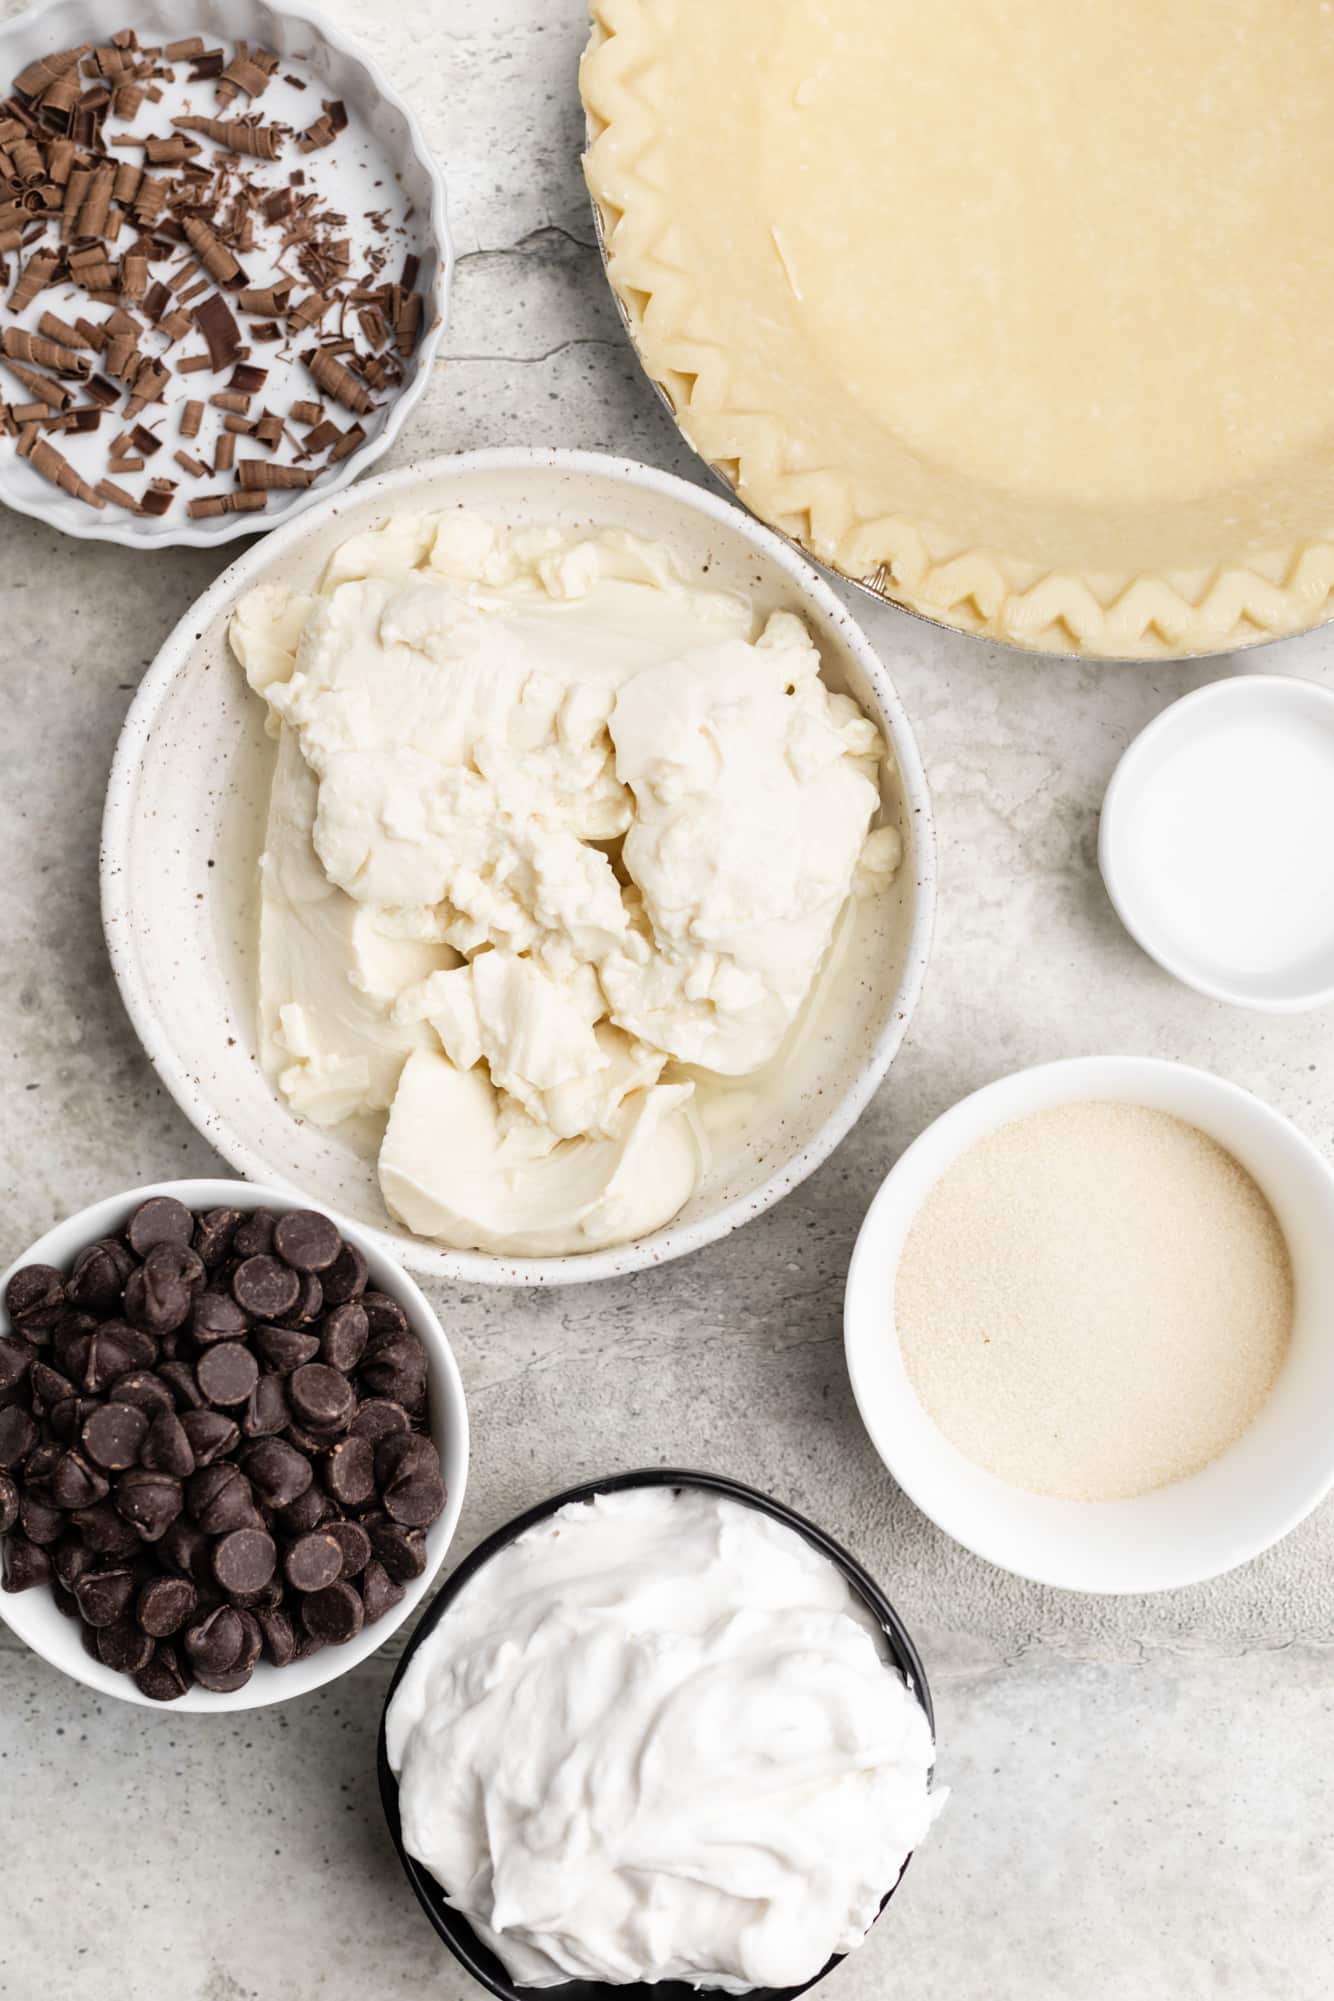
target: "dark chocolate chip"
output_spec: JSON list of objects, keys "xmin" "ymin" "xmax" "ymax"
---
[
  {"xmin": 160, "ymin": 1517, "xmax": 212, "ymax": 1586},
  {"xmin": 229, "ymin": 1572, "xmax": 283, "ymax": 1612},
  {"xmin": 31, "ymin": 1360, "xmax": 76, "ymax": 1409},
  {"xmin": 241, "ymin": 1372, "xmax": 288, "ymax": 1438},
  {"xmin": 80, "ymin": 1325, "xmax": 140, "ymax": 1394},
  {"xmin": 126, "ymin": 1196, "xmax": 194, "ymax": 1256},
  {"xmin": 348, "ymin": 1398, "xmax": 411, "ymax": 1445},
  {"xmin": 0, "ymin": 1336, "xmax": 33, "ymax": 1397},
  {"xmin": 5, "ymin": 1263, "xmax": 65, "ymax": 1330},
  {"xmin": 52, "ymin": 1537, "xmax": 94, "ymax": 1591},
  {"xmin": 232, "ymin": 1254, "xmax": 299, "ymax": 1319},
  {"xmin": 115, "ymin": 1469, "xmax": 184, "ymax": 1541},
  {"xmin": 196, "ymin": 1343, "xmax": 259, "ymax": 1407},
  {"xmin": 19, "ymin": 1492, "xmax": 64, "ymax": 1544},
  {"xmin": 108, "ymin": 1370, "xmax": 175, "ymax": 1415},
  {"xmin": 180, "ymin": 1408, "xmax": 239, "ymax": 1466},
  {"xmin": 284, "ymin": 1418, "xmax": 341, "ymax": 1456},
  {"xmin": 234, "ymin": 1607, "xmax": 264, "ymax": 1673},
  {"xmin": 320, "ymin": 1241, "xmax": 368, "ymax": 1305},
  {"xmin": 253, "ymin": 1325, "xmax": 320, "ymax": 1373},
  {"xmin": 284, "ymin": 1531, "xmax": 343, "ymax": 1593},
  {"xmin": 140, "ymin": 1407, "xmax": 195, "ymax": 1478},
  {"xmin": 361, "ymin": 1292, "xmax": 408, "ymax": 1340},
  {"xmin": 289, "ymin": 1363, "xmax": 352, "ymax": 1431},
  {"xmin": 272, "ymin": 1209, "xmax": 341, "ymax": 1273},
  {"xmin": 361, "ymin": 1557, "xmax": 404, "ymax": 1623},
  {"xmin": 190, "ymin": 1292, "xmax": 250, "ymax": 1343},
  {"xmin": 279, "ymin": 1272, "xmax": 323, "ymax": 1327},
  {"xmin": 367, "ymin": 1519, "xmax": 427, "ymax": 1582},
  {"xmin": 277, "ymin": 1483, "xmax": 333, "ymax": 1533},
  {"xmin": 70, "ymin": 1499, "xmax": 140, "ymax": 1558},
  {"xmin": 232, "ymin": 1211, "xmax": 277, "ymax": 1259},
  {"xmin": 0, "ymin": 1472, "xmax": 18, "ymax": 1535},
  {"xmin": 67, "ymin": 1239, "xmax": 133, "ymax": 1315},
  {"xmin": 83, "ymin": 1402, "xmax": 149, "ymax": 1472},
  {"xmin": 377, "ymin": 1433, "xmax": 446, "ymax": 1528},
  {"xmin": 0, "ymin": 1405, "xmax": 36, "ymax": 1470},
  {"xmin": 242, "ymin": 1436, "xmax": 313, "ymax": 1510},
  {"xmin": 51, "ymin": 1449, "xmax": 109, "ymax": 1509},
  {"xmin": 97, "ymin": 1613, "xmax": 154, "ymax": 1674},
  {"xmin": 193, "ymin": 1659, "xmax": 254, "ymax": 1693},
  {"xmin": 159, "ymin": 1359, "xmax": 206, "ymax": 1410},
  {"xmin": 213, "ymin": 1527, "xmax": 276, "ymax": 1597},
  {"xmin": 358, "ymin": 1332, "xmax": 427, "ymax": 1405},
  {"xmin": 184, "ymin": 1603, "xmax": 244, "ymax": 1673},
  {"xmin": 187, "ymin": 1462, "xmax": 254, "ymax": 1535},
  {"xmin": 324, "ymin": 1433, "xmax": 375, "ymax": 1507},
  {"xmin": 22, "ymin": 1439, "xmax": 61, "ymax": 1486},
  {"xmin": 52, "ymin": 1311, "xmax": 98, "ymax": 1377},
  {"xmin": 257, "ymin": 1606, "xmax": 296, "ymax": 1667},
  {"xmin": 192, "ymin": 1207, "xmax": 242, "ymax": 1269},
  {"xmin": 325, "ymin": 1518, "xmax": 371, "ymax": 1578},
  {"xmin": 74, "ymin": 1566, "xmax": 135, "ymax": 1627},
  {"xmin": 1, "ymin": 1532, "xmax": 51, "ymax": 1591},
  {"xmin": 124, "ymin": 1244, "xmax": 202, "ymax": 1335},
  {"xmin": 301, "ymin": 1578, "xmax": 363, "ymax": 1644},
  {"xmin": 137, "ymin": 1574, "xmax": 197, "ymax": 1637},
  {"xmin": 320, "ymin": 1303, "xmax": 367, "ymax": 1374},
  {"xmin": 135, "ymin": 1640, "xmax": 191, "ymax": 1701}
]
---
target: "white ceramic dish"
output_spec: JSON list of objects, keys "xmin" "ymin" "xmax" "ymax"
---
[
  {"xmin": 101, "ymin": 447, "xmax": 936, "ymax": 1286},
  {"xmin": 0, "ymin": 1178, "xmax": 469, "ymax": 1709},
  {"xmin": 0, "ymin": 0, "xmax": 450, "ymax": 549},
  {"xmin": 1099, "ymin": 674, "xmax": 1334, "ymax": 1013},
  {"xmin": 844, "ymin": 1056, "xmax": 1334, "ymax": 1594}
]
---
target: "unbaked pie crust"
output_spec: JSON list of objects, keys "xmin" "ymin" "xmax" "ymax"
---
[{"xmin": 582, "ymin": 0, "xmax": 1334, "ymax": 657}]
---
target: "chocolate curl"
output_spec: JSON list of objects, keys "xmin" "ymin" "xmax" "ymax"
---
[
  {"xmin": 112, "ymin": 158, "xmax": 141, "ymax": 203},
  {"xmin": 221, "ymin": 413, "xmax": 254, "ymax": 433},
  {"xmin": 38, "ymin": 311, "xmax": 91, "ymax": 349},
  {"xmin": 182, "ymin": 215, "xmax": 244, "ymax": 288},
  {"xmin": 18, "ymin": 430, "xmax": 105, "ymax": 507},
  {"xmin": 106, "ymin": 454, "xmax": 144, "ymax": 471},
  {"xmin": 59, "ymin": 163, "xmax": 90, "ymax": 237},
  {"xmin": 237, "ymin": 459, "xmax": 314, "ymax": 490},
  {"xmin": 74, "ymin": 317, "xmax": 107, "ymax": 351},
  {"xmin": 158, "ymin": 308, "xmax": 191, "ymax": 340},
  {"xmin": 131, "ymin": 172, "xmax": 165, "ymax": 222},
  {"xmin": 209, "ymin": 390, "xmax": 250, "ymax": 413},
  {"xmin": 5, "ymin": 358, "xmax": 69, "ymax": 409},
  {"xmin": 165, "ymin": 36, "xmax": 206, "ymax": 61},
  {"xmin": 139, "ymin": 478, "xmax": 176, "ymax": 515},
  {"xmin": 176, "ymin": 351, "xmax": 213, "ymax": 373},
  {"xmin": 1, "ymin": 328, "xmax": 89, "ymax": 377},
  {"xmin": 8, "ymin": 245, "xmax": 60, "ymax": 312},
  {"xmin": 188, "ymin": 488, "xmax": 268, "ymax": 518},
  {"xmin": 143, "ymin": 135, "xmax": 198, "ymax": 166},
  {"xmin": 13, "ymin": 47, "xmax": 90, "ymax": 98},
  {"xmin": 298, "ymin": 112, "xmax": 336, "ymax": 153},
  {"xmin": 219, "ymin": 52, "xmax": 276, "ymax": 101},
  {"xmin": 113, "ymin": 81, "xmax": 144, "ymax": 121},
  {"xmin": 213, "ymin": 428, "xmax": 235, "ymax": 471},
  {"xmin": 391, "ymin": 287, "xmax": 422, "ymax": 358},
  {"xmin": 193, "ymin": 290, "xmax": 241, "ymax": 368},
  {"xmin": 104, "ymin": 332, "xmax": 139, "ymax": 380},
  {"xmin": 253, "ymin": 410, "xmax": 282, "ymax": 447},
  {"xmin": 125, "ymin": 357, "xmax": 169, "ymax": 417},
  {"xmin": 302, "ymin": 346, "xmax": 375, "ymax": 414},
  {"xmin": 180, "ymin": 398, "xmax": 203, "ymax": 437},
  {"xmin": 67, "ymin": 243, "xmax": 115, "ymax": 291},
  {"xmin": 174, "ymin": 448, "xmax": 207, "ymax": 477},
  {"xmin": 290, "ymin": 398, "xmax": 321, "ymax": 425},
  {"xmin": 288, "ymin": 291, "xmax": 331, "ymax": 331},
  {"xmin": 120, "ymin": 247, "xmax": 148, "ymax": 299},
  {"xmin": 95, "ymin": 479, "xmax": 141, "ymax": 511},
  {"xmin": 236, "ymin": 281, "xmax": 290, "ymax": 315},
  {"xmin": 75, "ymin": 159, "xmax": 114, "ymax": 238},
  {"xmin": 172, "ymin": 114, "xmax": 282, "ymax": 160}
]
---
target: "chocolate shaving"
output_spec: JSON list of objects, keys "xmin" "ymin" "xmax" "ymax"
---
[
  {"xmin": 301, "ymin": 345, "xmax": 374, "ymax": 413},
  {"xmin": 229, "ymin": 361, "xmax": 267, "ymax": 394},
  {"xmin": 182, "ymin": 215, "xmax": 245, "ymax": 288},
  {"xmin": 327, "ymin": 423, "xmax": 366, "ymax": 464},
  {"xmin": 299, "ymin": 417, "xmax": 339, "ymax": 454},
  {"xmin": 187, "ymin": 488, "xmax": 268, "ymax": 518},
  {"xmin": 95, "ymin": 476, "xmax": 140, "ymax": 509},
  {"xmin": 193, "ymin": 290, "xmax": 241, "ymax": 369},
  {"xmin": 9, "ymin": 244, "xmax": 59, "ymax": 311},
  {"xmin": 173, "ymin": 448, "xmax": 207, "ymax": 477},
  {"xmin": 18, "ymin": 428, "xmax": 103, "ymax": 505},
  {"xmin": 235, "ymin": 282, "xmax": 289, "ymax": 314},
  {"xmin": 213, "ymin": 428, "xmax": 235, "ymax": 471},
  {"xmin": 2, "ymin": 327, "xmax": 88, "ymax": 376},
  {"xmin": 2, "ymin": 358, "xmax": 68, "ymax": 408},
  {"xmin": 236, "ymin": 458, "xmax": 311, "ymax": 489},
  {"xmin": 173, "ymin": 114, "xmax": 282, "ymax": 161},
  {"xmin": 179, "ymin": 397, "xmax": 203, "ymax": 437}
]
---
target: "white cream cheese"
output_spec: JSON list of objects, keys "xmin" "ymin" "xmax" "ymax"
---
[
  {"xmin": 233, "ymin": 513, "xmax": 896, "ymax": 1255},
  {"xmin": 385, "ymin": 1487, "xmax": 942, "ymax": 1991}
]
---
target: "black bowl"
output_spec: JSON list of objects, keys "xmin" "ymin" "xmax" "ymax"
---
[{"xmin": 377, "ymin": 1467, "xmax": 936, "ymax": 2001}]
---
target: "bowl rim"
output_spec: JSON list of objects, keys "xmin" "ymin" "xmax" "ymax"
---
[
  {"xmin": 376, "ymin": 1466, "xmax": 935, "ymax": 2001},
  {"xmin": 844, "ymin": 1053, "xmax": 1334, "ymax": 1593},
  {"xmin": 1098, "ymin": 672, "xmax": 1334, "ymax": 1013},
  {"xmin": 0, "ymin": 0, "xmax": 453, "ymax": 550},
  {"xmin": 0, "ymin": 1175, "xmax": 469, "ymax": 1711},
  {"xmin": 100, "ymin": 444, "xmax": 938, "ymax": 1287}
]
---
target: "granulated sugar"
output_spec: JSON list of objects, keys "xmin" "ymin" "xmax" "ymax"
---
[{"xmin": 896, "ymin": 1102, "xmax": 1293, "ymax": 1501}]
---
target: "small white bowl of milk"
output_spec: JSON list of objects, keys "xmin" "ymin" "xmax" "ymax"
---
[{"xmin": 1099, "ymin": 674, "xmax": 1334, "ymax": 1011}]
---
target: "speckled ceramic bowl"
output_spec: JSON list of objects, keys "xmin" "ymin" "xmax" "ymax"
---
[
  {"xmin": 0, "ymin": 1178, "xmax": 468, "ymax": 1710},
  {"xmin": 0, "ymin": 0, "xmax": 450, "ymax": 548},
  {"xmin": 101, "ymin": 448, "xmax": 936, "ymax": 1285}
]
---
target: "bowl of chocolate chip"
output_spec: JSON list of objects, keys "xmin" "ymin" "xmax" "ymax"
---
[{"xmin": 0, "ymin": 1178, "xmax": 467, "ymax": 1708}]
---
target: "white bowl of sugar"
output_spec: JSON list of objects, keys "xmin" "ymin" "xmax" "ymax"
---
[{"xmin": 844, "ymin": 1055, "xmax": 1334, "ymax": 1593}]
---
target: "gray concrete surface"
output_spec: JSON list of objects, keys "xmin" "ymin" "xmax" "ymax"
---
[{"xmin": 2, "ymin": 2, "xmax": 1334, "ymax": 1995}]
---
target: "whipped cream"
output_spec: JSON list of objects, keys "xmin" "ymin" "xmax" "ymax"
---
[
  {"xmin": 232, "ymin": 512, "xmax": 896, "ymax": 1255},
  {"xmin": 384, "ymin": 1488, "xmax": 942, "ymax": 1991}
]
